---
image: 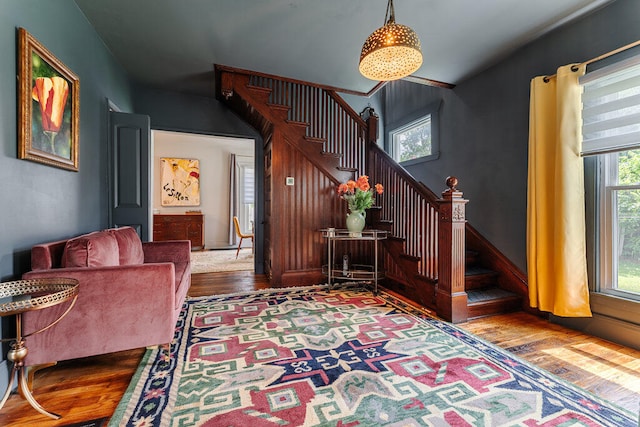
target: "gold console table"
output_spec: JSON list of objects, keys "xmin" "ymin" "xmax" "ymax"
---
[
  {"xmin": 0, "ymin": 278, "xmax": 79, "ymax": 419},
  {"xmin": 321, "ymin": 229, "xmax": 387, "ymax": 295}
]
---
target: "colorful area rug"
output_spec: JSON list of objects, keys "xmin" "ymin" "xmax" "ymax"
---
[
  {"xmin": 109, "ymin": 285, "xmax": 636, "ymax": 426},
  {"xmin": 190, "ymin": 249, "xmax": 253, "ymax": 274}
]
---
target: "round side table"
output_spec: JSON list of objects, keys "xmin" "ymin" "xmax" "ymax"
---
[{"xmin": 0, "ymin": 278, "xmax": 79, "ymax": 419}]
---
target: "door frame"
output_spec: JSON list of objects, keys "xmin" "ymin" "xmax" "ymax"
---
[{"xmin": 150, "ymin": 129, "xmax": 264, "ymax": 274}]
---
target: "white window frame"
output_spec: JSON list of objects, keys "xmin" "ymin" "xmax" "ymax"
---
[
  {"xmin": 387, "ymin": 101, "xmax": 440, "ymax": 166},
  {"xmin": 390, "ymin": 115, "xmax": 434, "ymax": 164},
  {"xmin": 236, "ymin": 156, "xmax": 255, "ymax": 239},
  {"xmin": 580, "ymin": 50, "xmax": 640, "ymax": 303},
  {"xmin": 598, "ymin": 151, "xmax": 640, "ymax": 301}
]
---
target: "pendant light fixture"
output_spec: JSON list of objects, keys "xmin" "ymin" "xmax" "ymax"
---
[{"xmin": 359, "ymin": 0, "xmax": 423, "ymax": 81}]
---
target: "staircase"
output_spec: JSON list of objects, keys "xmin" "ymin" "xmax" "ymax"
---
[
  {"xmin": 215, "ymin": 64, "xmax": 528, "ymax": 323},
  {"xmin": 465, "ymin": 251, "xmax": 521, "ymax": 319}
]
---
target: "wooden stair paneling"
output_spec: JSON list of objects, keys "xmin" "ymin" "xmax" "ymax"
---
[
  {"xmin": 238, "ymin": 80, "xmax": 354, "ymax": 184},
  {"xmin": 382, "ymin": 272, "xmax": 435, "ymax": 309}
]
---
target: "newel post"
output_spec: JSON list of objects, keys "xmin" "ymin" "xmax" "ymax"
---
[
  {"xmin": 437, "ymin": 176, "xmax": 469, "ymax": 323},
  {"xmin": 220, "ymin": 71, "xmax": 234, "ymax": 99},
  {"xmin": 364, "ymin": 107, "xmax": 379, "ymax": 145},
  {"xmin": 364, "ymin": 107, "xmax": 379, "ymax": 180}
]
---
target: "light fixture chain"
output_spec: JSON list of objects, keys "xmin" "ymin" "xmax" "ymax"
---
[{"xmin": 385, "ymin": 0, "xmax": 396, "ymax": 25}]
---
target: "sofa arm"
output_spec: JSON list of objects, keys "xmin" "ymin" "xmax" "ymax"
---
[
  {"xmin": 22, "ymin": 263, "xmax": 177, "ymax": 313},
  {"xmin": 143, "ymin": 240, "xmax": 191, "ymax": 264},
  {"xmin": 21, "ymin": 262, "xmax": 178, "ymax": 366}
]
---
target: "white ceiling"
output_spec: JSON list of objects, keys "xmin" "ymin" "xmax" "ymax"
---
[{"xmin": 74, "ymin": 0, "xmax": 614, "ymax": 96}]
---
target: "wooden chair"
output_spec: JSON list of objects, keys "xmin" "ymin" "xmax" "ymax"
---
[{"xmin": 233, "ymin": 216, "xmax": 254, "ymax": 259}]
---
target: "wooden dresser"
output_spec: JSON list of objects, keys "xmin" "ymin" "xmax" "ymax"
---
[{"xmin": 153, "ymin": 214, "xmax": 204, "ymax": 250}]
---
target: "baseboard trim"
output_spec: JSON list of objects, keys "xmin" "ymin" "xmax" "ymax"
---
[
  {"xmin": 551, "ymin": 312, "xmax": 640, "ymax": 351},
  {"xmin": 280, "ymin": 269, "xmax": 325, "ymax": 287}
]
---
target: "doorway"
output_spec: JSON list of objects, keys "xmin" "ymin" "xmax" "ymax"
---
[{"xmin": 151, "ymin": 130, "xmax": 256, "ymax": 265}]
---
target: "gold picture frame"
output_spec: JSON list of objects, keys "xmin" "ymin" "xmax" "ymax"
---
[{"xmin": 18, "ymin": 28, "xmax": 80, "ymax": 172}]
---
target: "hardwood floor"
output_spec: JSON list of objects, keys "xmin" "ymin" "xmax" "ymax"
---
[
  {"xmin": 462, "ymin": 312, "xmax": 640, "ymax": 415},
  {"xmin": 0, "ymin": 272, "xmax": 638, "ymax": 425}
]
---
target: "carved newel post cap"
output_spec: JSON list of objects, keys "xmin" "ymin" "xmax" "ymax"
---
[{"xmin": 445, "ymin": 176, "xmax": 458, "ymax": 191}]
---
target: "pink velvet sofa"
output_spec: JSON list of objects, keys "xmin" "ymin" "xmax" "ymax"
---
[{"xmin": 21, "ymin": 226, "xmax": 190, "ymax": 367}]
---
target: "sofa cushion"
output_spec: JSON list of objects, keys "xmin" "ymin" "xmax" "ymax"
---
[
  {"xmin": 31, "ymin": 240, "xmax": 67, "ymax": 270},
  {"xmin": 108, "ymin": 227, "xmax": 144, "ymax": 265},
  {"xmin": 62, "ymin": 231, "xmax": 120, "ymax": 268}
]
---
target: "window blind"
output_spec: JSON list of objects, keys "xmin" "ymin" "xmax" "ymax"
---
[
  {"xmin": 243, "ymin": 168, "xmax": 254, "ymax": 204},
  {"xmin": 580, "ymin": 54, "xmax": 640, "ymax": 156}
]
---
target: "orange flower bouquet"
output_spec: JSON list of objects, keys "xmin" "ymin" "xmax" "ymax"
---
[
  {"xmin": 337, "ymin": 175, "xmax": 384, "ymax": 213},
  {"xmin": 337, "ymin": 175, "xmax": 383, "ymax": 233}
]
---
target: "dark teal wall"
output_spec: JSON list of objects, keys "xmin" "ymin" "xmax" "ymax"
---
[
  {"xmin": 1, "ymin": 1, "xmax": 134, "ymax": 280},
  {"xmin": 0, "ymin": 0, "xmax": 134, "ymax": 387},
  {"xmin": 133, "ymin": 85, "xmax": 259, "ymax": 137},
  {"xmin": 382, "ymin": 0, "xmax": 640, "ymax": 272}
]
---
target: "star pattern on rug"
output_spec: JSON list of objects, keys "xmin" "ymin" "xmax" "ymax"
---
[{"xmin": 269, "ymin": 339, "xmax": 403, "ymax": 387}]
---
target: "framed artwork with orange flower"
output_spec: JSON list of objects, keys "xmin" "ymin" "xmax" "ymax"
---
[{"xmin": 18, "ymin": 28, "xmax": 80, "ymax": 171}]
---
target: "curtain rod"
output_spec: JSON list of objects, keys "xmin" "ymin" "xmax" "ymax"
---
[{"xmin": 543, "ymin": 39, "xmax": 640, "ymax": 82}]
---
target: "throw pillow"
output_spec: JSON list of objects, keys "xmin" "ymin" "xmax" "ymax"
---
[
  {"xmin": 62, "ymin": 231, "xmax": 120, "ymax": 268},
  {"xmin": 107, "ymin": 226, "xmax": 145, "ymax": 265}
]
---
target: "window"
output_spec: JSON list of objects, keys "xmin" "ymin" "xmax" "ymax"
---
[
  {"xmin": 391, "ymin": 115, "xmax": 432, "ymax": 162},
  {"xmin": 387, "ymin": 102, "xmax": 440, "ymax": 165},
  {"xmin": 581, "ymin": 53, "xmax": 640, "ymax": 300},
  {"xmin": 240, "ymin": 164, "xmax": 255, "ymax": 233},
  {"xmin": 233, "ymin": 155, "xmax": 255, "ymax": 238},
  {"xmin": 599, "ymin": 150, "xmax": 640, "ymax": 299}
]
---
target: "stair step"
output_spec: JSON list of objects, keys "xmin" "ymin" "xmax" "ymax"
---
[
  {"xmin": 466, "ymin": 287, "xmax": 521, "ymax": 319},
  {"xmin": 267, "ymin": 103, "xmax": 290, "ymax": 112},
  {"xmin": 321, "ymin": 151, "xmax": 343, "ymax": 159},
  {"xmin": 305, "ymin": 136, "xmax": 326, "ymax": 145},
  {"xmin": 376, "ymin": 222, "xmax": 393, "ymax": 232},
  {"xmin": 467, "ymin": 287, "xmax": 517, "ymax": 303},
  {"xmin": 399, "ymin": 253, "xmax": 421, "ymax": 263},
  {"xmin": 465, "ymin": 266, "xmax": 499, "ymax": 290},
  {"xmin": 465, "ymin": 250, "xmax": 479, "ymax": 266},
  {"xmin": 337, "ymin": 166, "xmax": 358, "ymax": 173},
  {"xmin": 245, "ymin": 85, "xmax": 272, "ymax": 104},
  {"xmin": 286, "ymin": 120, "xmax": 309, "ymax": 129}
]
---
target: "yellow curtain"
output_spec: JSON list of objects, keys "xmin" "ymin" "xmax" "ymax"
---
[{"xmin": 527, "ymin": 63, "xmax": 592, "ymax": 317}]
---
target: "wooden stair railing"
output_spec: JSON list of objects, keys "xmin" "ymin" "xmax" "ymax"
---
[{"xmin": 367, "ymin": 135, "xmax": 468, "ymax": 321}]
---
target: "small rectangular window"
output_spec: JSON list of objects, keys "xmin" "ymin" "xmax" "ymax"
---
[{"xmin": 391, "ymin": 115, "xmax": 432, "ymax": 163}]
